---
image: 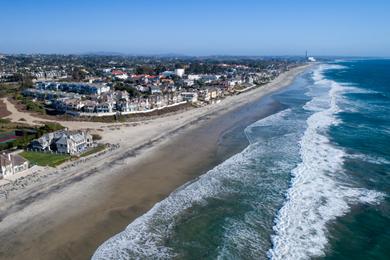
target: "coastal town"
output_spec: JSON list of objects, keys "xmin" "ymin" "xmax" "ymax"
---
[
  {"xmin": 1, "ymin": 54, "xmax": 304, "ymax": 117},
  {"xmin": 0, "ymin": 54, "xmax": 307, "ymax": 186}
]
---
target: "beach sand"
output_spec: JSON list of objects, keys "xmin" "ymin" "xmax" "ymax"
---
[{"xmin": 0, "ymin": 65, "xmax": 309, "ymax": 259}]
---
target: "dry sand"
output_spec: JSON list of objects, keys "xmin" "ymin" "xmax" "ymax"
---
[{"xmin": 0, "ymin": 65, "xmax": 309, "ymax": 259}]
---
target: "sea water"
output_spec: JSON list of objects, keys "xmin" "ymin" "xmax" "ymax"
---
[{"xmin": 93, "ymin": 60, "xmax": 389, "ymax": 259}]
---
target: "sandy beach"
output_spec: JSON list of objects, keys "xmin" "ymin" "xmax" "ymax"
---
[{"xmin": 0, "ymin": 65, "xmax": 309, "ymax": 260}]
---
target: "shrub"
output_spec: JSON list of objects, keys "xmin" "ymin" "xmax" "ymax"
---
[
  {"xmin": 92, "ymin": 133, "xmax": 102, "ymax": 140},
  {"xmin": 38, "ymin": 122, "xmax": 65, "ymax": 133},
  {"xmin": 0, "ymin": 118, "xmax": 11, "ymax": 124}
]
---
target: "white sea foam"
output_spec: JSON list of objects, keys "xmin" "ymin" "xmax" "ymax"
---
[
  {"xmin": 336, "ymin": 83, "xmax": 385, "ymax": 114},
  {"xmin": 268, "ymin": 65, "xmax": 384, "ymax": 260},
  {"xmin": 349, "ymin": 153, "xmax": 390, "ymax": 165}
]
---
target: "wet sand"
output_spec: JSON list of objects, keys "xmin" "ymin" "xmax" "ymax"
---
[{"xmin": 0, "ymin": 66, "xmax": 308, "ymax": 260}]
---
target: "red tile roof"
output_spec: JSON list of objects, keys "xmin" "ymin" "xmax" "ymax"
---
[{"xmin": 111, "ymin": 70, "xmax": 126, "ymax": 75}]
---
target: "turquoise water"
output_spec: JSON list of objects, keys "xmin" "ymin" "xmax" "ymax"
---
[
  {"xmin": 93, "ymin": 60, "xmax": 389, "ymax": 259},
  {"xmin": 322, "ymin": 60, "xmax": 390, "ymax": 260}
]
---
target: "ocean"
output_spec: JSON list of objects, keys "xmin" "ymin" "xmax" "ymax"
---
[{"xmin": 93, "ymin": 60, "xmax": 389, "ymax": 260}]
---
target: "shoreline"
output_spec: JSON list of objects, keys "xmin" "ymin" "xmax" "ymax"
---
[{"xmin": 0, "ymin": 65, "xmax": 310, "ymax": 259}]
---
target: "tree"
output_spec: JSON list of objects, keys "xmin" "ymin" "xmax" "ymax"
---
[
  {"xmin": 135, "ymin": 65, "xmax": 154, "ymax": 75},
  {"xmin": 21, "ymin": 74, "xmax": 33, "ymax": 88},
  {"xmin": 71, "ymin": 67, "xmax": 86, "ymax": 81}
]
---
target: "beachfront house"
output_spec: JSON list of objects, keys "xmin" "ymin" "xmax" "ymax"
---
[
  {"xmin": 30, "ymin": 130, "xmax": 93, "ymax": 155},
  {"xmin": 95, "ymin": 102, "xmax": 114, "ymax": 113},
  {"xmin": 55, "ymin": 131, "xmax": 93, "ymax": 155},
  {"xmin": 180, "ymin": 92, "xmax": 198, "ymax": 103},
  {"xmin": 0, "ymin": 153, "xmax": 29, "ymax": 179}
]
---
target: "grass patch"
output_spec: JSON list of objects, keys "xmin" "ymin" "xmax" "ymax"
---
[
  {"xmin": 20, "ymin": 151, "xmax": 72, "ymax": 167},
  {"xmin": 0, "ymin": 118, "xmax": 11, "ymax": 124},
  {"xmin": 80, "ymin": 145, "xmax": 106, "ymax": 157}
]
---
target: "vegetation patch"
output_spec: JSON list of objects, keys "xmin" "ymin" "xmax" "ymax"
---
[
  {"xmin": 20, "ymin": 151, "xmax": 71, "ymax": 167},
  {"xmin": 14, "ymin": 94, "xmax": 46, "ymax": 114},
  {"xmin": 80, "ymin": 145, "xmax": 106, "ymax": 157},
  {"xmin": 91, "ymin": 133, "xmax": 102, "ymax": 140}
]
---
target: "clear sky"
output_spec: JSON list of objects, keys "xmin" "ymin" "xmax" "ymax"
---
[{"xmin": 1, "ymin": 0, "xmax": 389, "ymax": 57}]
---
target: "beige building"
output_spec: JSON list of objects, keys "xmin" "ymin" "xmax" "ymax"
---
[{"xmin": 0, "ymin": 153, "xmax": 29, "ymax": 179}]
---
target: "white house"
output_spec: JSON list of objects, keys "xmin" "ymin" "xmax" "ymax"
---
[
  {"xmin": 187, "ymin": 74, "xmax": 201, "ymax": 81},
  {"xmin": 183, "ymin": 79, "xmax": 194, "ymax": 87},
  {"xmin": 136, "ymin": 85, "xmax": 150, "ymax": 93},
  {"xmin": 30, "ymin": 130, "xmax": 93, "ymax": 155},
  {"xmin": 112, "ymin": 70, "xmax": 129, "ymax": 80},
  {"xmin": 0, "ymin": 153, "xmax": 29, "ymax": 179},
  {"xmin": 56, "ymin": 131, "xmax": 93, "ymax": 155},
  {"xmin": 96, "ymin": 102, "xmax": 114, "ymax": 113},
  {"xmin": 180, "ymin": 92, "xmax": 198, "ymax": 103}
]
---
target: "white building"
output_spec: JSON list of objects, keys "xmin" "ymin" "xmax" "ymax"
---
[
  {"xmin": 96, "ymin": 102, "xmax": 114, "ymax": 113},
  {"xmin": 0, "ymin": 153, "xmax": 29, "ymax": 178},
  {"xmin": 183, "ymin": 79, "xmax": 194, "ymax": 87},
  {"xmin": 30, "ymin": 130, "xmax": 93, "ymax": 155},
  {"xmin": 35, "ymin": 82, "xmax": 111, "ymax": 95},
  {"xmin": 181, "ymin": 92, "xmax": 198, "ymax": 103},
  {"xmin": 115, "ymin": 73, "xmax": 129, "ymax": 80},
  {"xmin": 136, "ymin": 85, "xmax": 150, "ymax": 93},
  {"xmin": 188, "ymin": 74, "xmax": 201, "ymax": 81},
  {"xmin": 56, "ymin": 131, "xmax": 93, "ymax": 155},
  {"xmin": 228, "ymin": 78, "xmax": 243, "ymax": 86},
  {"xmin": 174, "ymin": 68, "xmax": 185, "ymax": 77}
]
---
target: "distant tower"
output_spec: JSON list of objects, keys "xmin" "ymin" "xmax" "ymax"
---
[{"xmin": 305, "ymin": 50, "xmax": 308, "ymax": 59}]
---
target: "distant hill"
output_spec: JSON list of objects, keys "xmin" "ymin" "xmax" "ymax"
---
[
  {"xmin": 82, "ymin": 51, "xmax": 126, "ymax": 56},
  {"xmin": 81, "ymin": 51, "xmax": 194, "ymax": 58}
]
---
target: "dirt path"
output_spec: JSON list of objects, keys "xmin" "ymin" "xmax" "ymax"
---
[{"xmin": 1, "ymin": 98, "xmax": 117, "ymax": 130}]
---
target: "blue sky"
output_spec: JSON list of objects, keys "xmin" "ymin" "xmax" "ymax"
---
[{"xmin": 1, "ymin": 0, "xmax": 389, "ymax": 56}]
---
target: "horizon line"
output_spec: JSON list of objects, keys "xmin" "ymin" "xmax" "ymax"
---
[{"xmin": 1, "ymin": 51, "xmax": 388, "ymax": 59}]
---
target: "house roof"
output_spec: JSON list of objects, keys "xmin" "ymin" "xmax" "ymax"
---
[
  {"xmin": 11, "ymin": 154, "xmax": 27, "ymax": 166},
  {"xmin": 0, "ymin": 153, "xmax": 27, "ymax": 168},
  {"xmin": 55, "ymin": 134, "xmax": 68, "ymax": 145},
  {"xmin": 112, "ymin": 70, "xmax": 126, "ymax": 75},
  {"xmin": 70, "ymin": 133, "xmax": 85, "ymax": 143}
]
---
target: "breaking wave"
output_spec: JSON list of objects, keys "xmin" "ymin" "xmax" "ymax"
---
[{"xmin": 268, "ymin": 65, "xmax": 383, "ymax": 260}]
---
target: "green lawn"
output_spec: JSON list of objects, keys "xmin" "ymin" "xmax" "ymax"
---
[
  {"xmin": 20, "ymin": 151, "xmax": 72, "ymax": 167},
  {"xmin": 80, "ymin": 145, "xmax": 106, "ymax": 157}
]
